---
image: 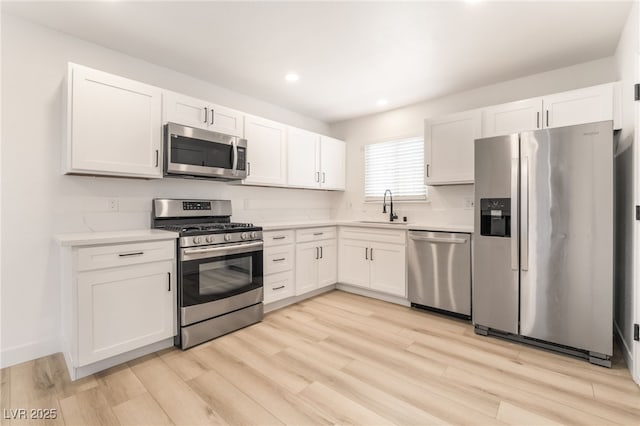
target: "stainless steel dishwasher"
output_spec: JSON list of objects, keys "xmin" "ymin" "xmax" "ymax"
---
[{"xmin": 408, "ymin": 230, "xmax": 471, "ymax": 318}]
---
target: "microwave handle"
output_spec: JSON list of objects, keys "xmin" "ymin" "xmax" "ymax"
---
[{"xmin": 231, "ymin": 140, "xmax": 238, "ymax": 173}]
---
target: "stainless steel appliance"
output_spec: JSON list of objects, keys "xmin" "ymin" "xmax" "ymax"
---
[
  {"xmin": 473, "ymin": 121, "xmax": 614, "ymax": 367},
  {"xmin": 152, "ymin": 199, "xmax": 263, "ymax": 349},
  {"xmin": 164, "ymin": 123, "xmax": 247, "ymax": 180},
  {"xmin": 408, "ymin": 231, "xmax": 471, "ymax": 318}
]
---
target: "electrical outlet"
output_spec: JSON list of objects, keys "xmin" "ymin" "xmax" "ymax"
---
[
  {"xmin": 464, "ymin": 197, "xmax": 474, "ymax": 209},
  {"xmin": 108, "ymin": 199, "xmax": 119, "ymax": 211}
]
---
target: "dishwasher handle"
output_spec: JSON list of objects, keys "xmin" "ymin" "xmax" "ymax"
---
[{"xmin": 409, "ymin": 235, "xmax": 468, "ymax": 244}]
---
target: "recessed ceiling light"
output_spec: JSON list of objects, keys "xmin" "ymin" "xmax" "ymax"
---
[
  {"xmin": 376, "ymin": 98, "xmax": 388, "ymax": 107},
  {"xmin": 285, "ymin": 73, "xmax": 299, "ymax": 82}
]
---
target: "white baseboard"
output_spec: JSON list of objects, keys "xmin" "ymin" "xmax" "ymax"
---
[
  {"xmin": 336, "ymin": 283, "xmax": 410, "ymax": 307},
  {"xmin": 614, "ymin": 320, "xmax": 637, "ymax": 385},
  {"xmin": 0, "ymin": 337, "xmax": 61, "ymax": 369}
]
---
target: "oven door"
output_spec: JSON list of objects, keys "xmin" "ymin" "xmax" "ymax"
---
[
  {"xmin": 179, "ymin": 241, "xmax": 263, "ymax": 326},
  {"xmin": 165, "ymin": 123, "xmax": 247, "ymax": 180}
]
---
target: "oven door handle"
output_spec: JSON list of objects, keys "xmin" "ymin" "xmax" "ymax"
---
[{"xmin": 181, "ymin": 241, "xmax": 263, "ymax": 261}]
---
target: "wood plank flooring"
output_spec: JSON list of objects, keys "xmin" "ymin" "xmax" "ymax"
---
[{"xmin": 2, "ymin": 290, "xmax": 639, "ymax": 425}]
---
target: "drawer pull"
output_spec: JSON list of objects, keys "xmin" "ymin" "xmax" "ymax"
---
[
  {"xmin": 118, "ymin": 251, "xmax": 144, "ymax": 257},
  {"xmin": 272, "ymin": 236, "xmax": 286, "ymax": 240},
  {"xmin": 313, "ymin": 232, "xmax": 324, "ymax": 236},
  {"xmin": 273, "ymin": 258, "xmax": 286, "ymax": 262},
  {"xmin": 272, "ymin": 285, "xmax": 286, "ymax": 291}
]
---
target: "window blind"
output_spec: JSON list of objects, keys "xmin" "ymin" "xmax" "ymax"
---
[{"xmin": 364, "ymin": 137, "xmax": 426, "ymax": 201}]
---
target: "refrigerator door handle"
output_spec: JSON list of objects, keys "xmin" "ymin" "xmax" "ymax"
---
[
  {"xmin": 511, "ymin": 157, "xmax": 519, "ymax": 271},
  {"xmin": 521, "ymin": 156, "xmax": 529, "ymax": 271}
]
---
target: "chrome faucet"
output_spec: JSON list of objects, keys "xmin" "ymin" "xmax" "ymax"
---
[{"xmin": 382, "ymin": 189, "xmax": 398, "ymax": 222}]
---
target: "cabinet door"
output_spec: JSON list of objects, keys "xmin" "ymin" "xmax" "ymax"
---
[
  {"xmin": 424, "ymin": 110, "xmax": 481, "ymax": 185},
  {"xmin": 543, "ymin": 84, "xmax": 613, "ymax": 129},
  {"xmin": 295, "ymin": 241, "xmax": 319, "ymax": 296},
  {"xmin": 317, "ymin": 239, "xmax": 338, "ymax": 287},
  {"xmin": 369, "ymin": 242, "xmax": 406, "ymax": 297},
  {"xmin": 287, "ymin": 127, "xmax": 320, "ymax": 188},
  {"xmin": 482, "ymin": 98, "xmax": 543, "ymax": 137},
  {"xmin": 338, "ymin": 239, "xmax": 370, "ymax": 288},
  {"xmin": 320, "ymin": 136, "xmax": 346, "ymax": 190},
  {"xmin": 210, "ymin": 104, "xmax": 244, "ymax": 137},
  {"xmin": 69, "ymin": 65, "xmax": 162, "ymax": 178},
  {"xmin": 77, "ymin": 261, "xmax": 174, "ymax": 366},
  {"xmin": 243, "ymin": 115, "xmax": 287, "ymax": 185},
  {"xmin": 163, "ymin": 91, "xmax": 209, "ymax": 129}
]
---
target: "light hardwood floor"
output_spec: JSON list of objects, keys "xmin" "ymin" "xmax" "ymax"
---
[{"xmin": 2, "ymin": 290, "xmax": 640, "ymax": 425}]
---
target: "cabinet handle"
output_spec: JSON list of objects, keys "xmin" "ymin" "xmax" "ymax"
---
[
  {"xmin": 155, "ymin": 149, "xmax": 159, "ymax": 167},
  {"xmin": 536, "ymin": 111, "xmax": 540, "ymax": 128},
  {"xmin": 248, "ymin": 162, "xmax": 251, "ymax": 176},
  {"xmin": 315, "ymin": 247, "xmax": 319, "ymax": 260},
  {"xmin": 204, "ymin": 107, "xmax": 208, "ymax": 124},
  {"xmin": 320, "ymin": 246, "xmax": 323, "ymax": 259},
  {"xmin": 365, "ymin": 247, "xmax": 368, "ymax": 260},
  {"xmin": 315, "ymin": 171, "xmax": 320, "ymax": 182},
  {"xmin": 426, "ymin": 164, "xmax": 430, "ymax": 177},
  {"xmin": 272, "ymin": 285, "xmax": 285, "ymax": 291},
  {"xmin": 273, "ymin": 258, "xmax": 286, "ymax": 262},
  {"xmin": 313, "ymin": 232, "xmax": 324, "ymax": 236},
  {"xmin": 370, "ymin": 248, "xmax": 374, "ymax": 261},
  {"xmin": 546, "ymin": 110, "xmax": 549, "ymax": 127},
  {"xmin": 322, "ymin": 172, "xmax": 326, "ymax": 183},
  {"xmin": 167, "ymin": 272, "xmax": 171, "ymax": 292},
  {"xmin": 272, "ymin": 236, "xmax": 286, "ymax": 240},
  {"xmin": 118, "ymin": 251, "xmax": 144, "ymax": 257},
  {"xmin": 210, "ymin": 108, "xmax": 214, "ymax": 125}
]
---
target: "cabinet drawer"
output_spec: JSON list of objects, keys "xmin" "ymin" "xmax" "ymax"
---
[
  {"xmin": 264, "ymin": 271, "xmax": 295, "ymax": 303},
  {"xmin": 339, "ymin": 227, "xmax": 406, "ymax": 245},
  {"xmin": 263, "ymin": 245, "xmax": 294, "ymax": 275},
  {"xmin": 296, "ymin": 227, "xmax": 336, "ymax": 243},
  {"xmin": 263, "ymin": 230, "xmax": 295, "ymax": 247},
  {"xmin": 77, "ymin": 240, "xmax": 175, "ymax": 271}
]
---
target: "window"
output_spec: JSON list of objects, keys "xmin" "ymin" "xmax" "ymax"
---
[{"xmin": 364, "ymin": 137, "xmax": 426, "ymax": 201}]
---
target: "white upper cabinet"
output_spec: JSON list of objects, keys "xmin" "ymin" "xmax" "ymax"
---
[
  {"xmin": 243, "ymin": 115, "xmax": 287, "ymax": 185},
  {"xmin": 543, "ymin": 83, "xmax": 615, "ymax": 129},
  {"xmin": 66, "ymin": 63, "xmax": 163, "ymax": 178},
  {"xmin": 424, "ymin": 109, "xmax": 481, "ymax": 185},
  {"xmin": 287, "ymin": 128, "xmax": 346, "ymax": 191},
  {"xmin": 287, "ymin": 127, "xmax": 321, "ymax": 187},
  {"xmin": 481, "ymin": 83, "xmax": 619, "ymax": 138},
  {"xmin": 163, "ymin": 91, "xmax": 244, "ymax": 137},
  {"xmin": 482, "ymin": 98, "xmax": 544, "ymax": 138},
  {"xmin": 287, "ymin": 127, "xmax": 346, "ymax": 190},
  {"xmin": 320, "ymin": 136, "xmax": 346, "ymax": 190}
]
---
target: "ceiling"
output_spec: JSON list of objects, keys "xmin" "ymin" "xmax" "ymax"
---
[{"xmin": 2, "ymin": 1, "xmax": 632, "ymax": 123}]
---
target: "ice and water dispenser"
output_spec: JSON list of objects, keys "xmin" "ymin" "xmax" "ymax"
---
[{"xmin": 480, "ymin": 198, "xmax": 511, "ymax": 237}]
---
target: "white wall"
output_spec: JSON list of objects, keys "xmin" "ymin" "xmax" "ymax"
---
[
  {"xmin": 614, "ymin": 1, "xmax": 639, "ymax": 384},
  {"xmin": 0, "ymin": 14, "xmax": 340, "ymax": 367},
  {"xmin": 330, "ymin": 57, "xmax": 618, "ymax": 225}
]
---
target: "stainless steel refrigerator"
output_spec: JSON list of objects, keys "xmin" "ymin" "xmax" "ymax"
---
[{"xmin": 473, "ymin": 121, "xmax": 613, "ymax": 367}]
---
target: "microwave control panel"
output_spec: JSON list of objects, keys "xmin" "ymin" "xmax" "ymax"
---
[{"xmin": 236, "ymin": 147, "xmax": 246, "ymax": 170}]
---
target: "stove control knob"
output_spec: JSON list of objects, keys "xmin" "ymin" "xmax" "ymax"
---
[
  {"xmin": 251, "ymin": 231, "xmax": 258, "ymax": 239},
  {"xmin": 241, "ymin": 232, "xmax": 248, "ymax": 240},
  {"xmin": 224, "ymin": 234, "xmax": 232, "ymax": 242},
  {"xmin": 206, "ymin": 235, "xmax": 216, "ymax": 243},
  {"xmin": 193, "ymin": 236, "xmax": 203, "ymax": 244}
]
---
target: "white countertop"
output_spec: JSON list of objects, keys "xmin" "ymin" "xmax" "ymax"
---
[
  {"xmin": 259, "ymin": 220, "xmax": 473, "ymax": 234},
  {"xmin": 55, "ymin": 229, "xmax": 179, "ymax": 247}
]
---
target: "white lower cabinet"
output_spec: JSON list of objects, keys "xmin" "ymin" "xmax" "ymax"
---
[
  {"xmin": 263, "ymin": 230, "xmax": 296, "ymax": 304},
  {"xmin": 59, "ymin": 237, "xmax": 176, "ymax": 379},
  {"xmin": 77, "ymin": 261, "xmax": 174, "ymax": 365},
  {"xmin": 295, "ymin": 228, "xmax": 337, "ymax": 296},
  {"xmin": 338, "ymin": 227, "xmax": 406, "ymax": 297}
]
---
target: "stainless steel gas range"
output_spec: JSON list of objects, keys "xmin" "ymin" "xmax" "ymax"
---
[{"xmin": 152, "ymin": 199, "xmax": 263, "ymax": 349}]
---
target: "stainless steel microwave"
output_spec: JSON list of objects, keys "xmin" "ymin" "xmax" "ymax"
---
[{"xmin": 164, "ymin": 123, "xmax": 247, "ymax": 180}]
